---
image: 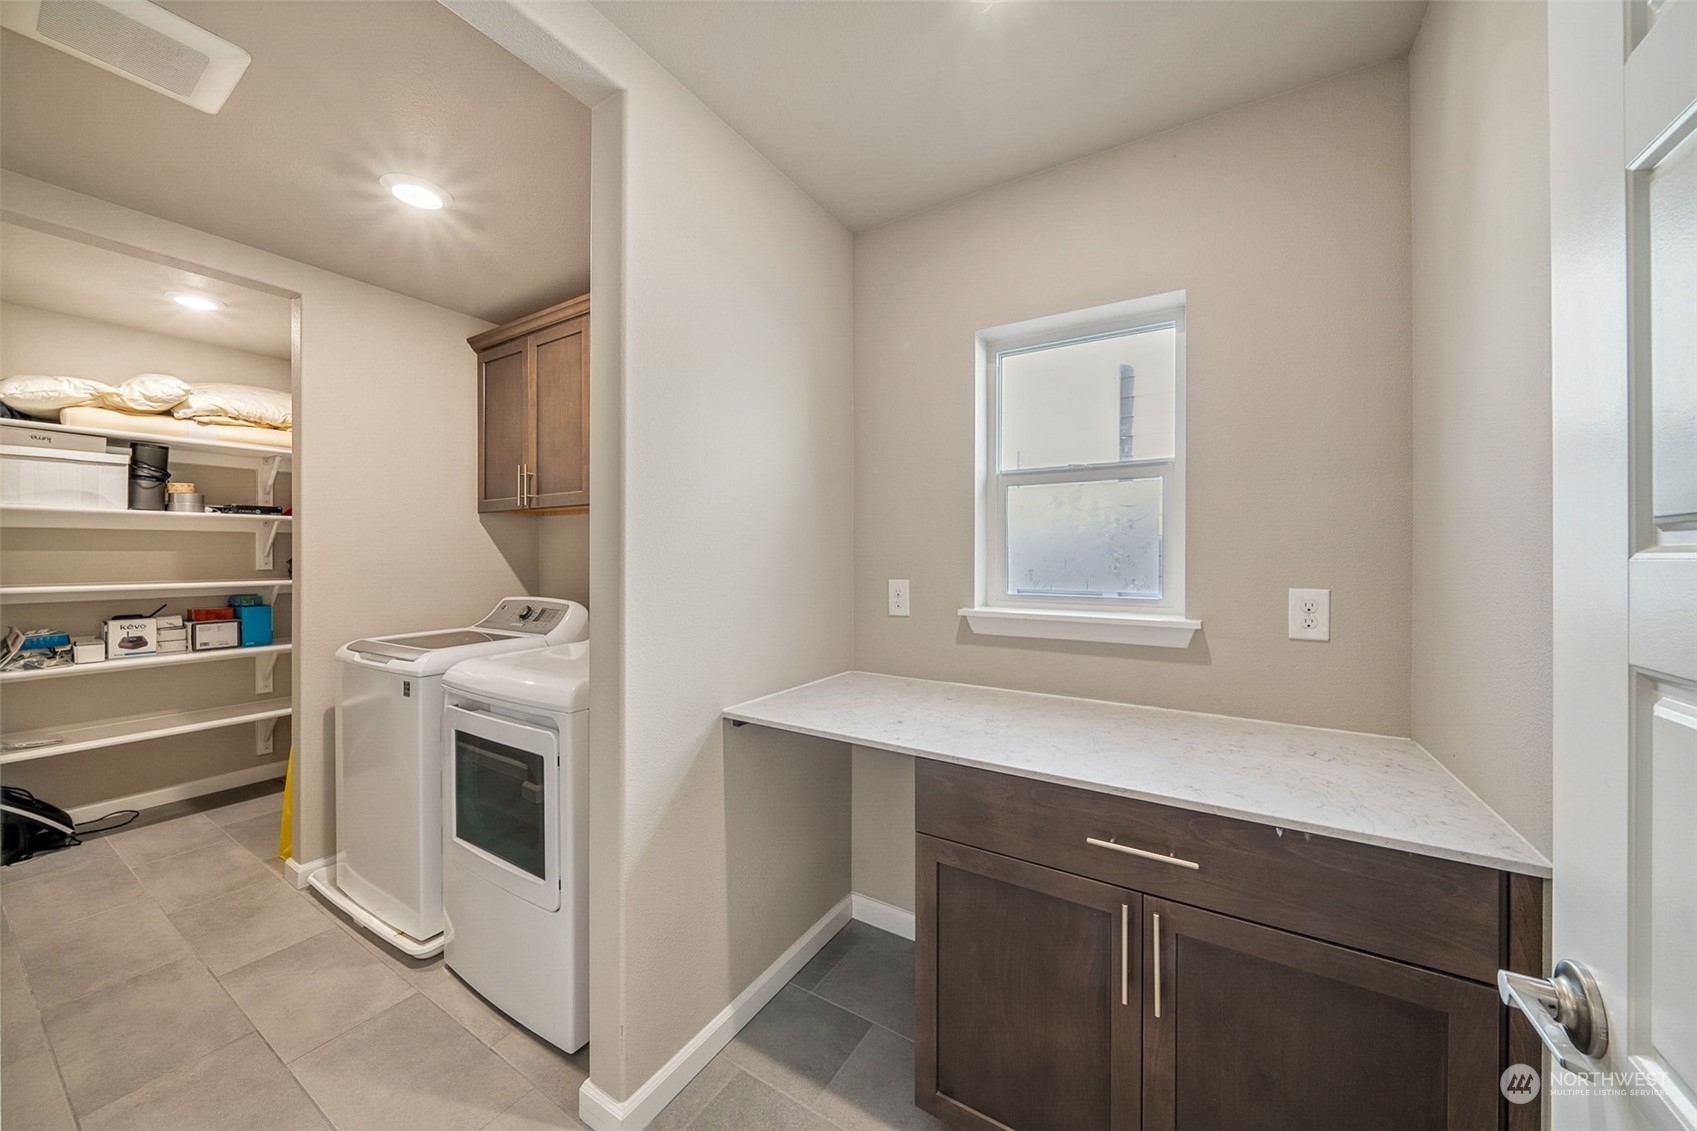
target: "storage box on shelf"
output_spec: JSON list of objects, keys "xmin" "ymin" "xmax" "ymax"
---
[{"xmin": 1, "ymin": 443, "xmax": 128, "ymax": 510}]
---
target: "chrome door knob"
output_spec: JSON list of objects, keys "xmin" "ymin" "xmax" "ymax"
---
[{"xmin": 1498, "ymin": 959, "xmax": 1610, "ymax": 1072}]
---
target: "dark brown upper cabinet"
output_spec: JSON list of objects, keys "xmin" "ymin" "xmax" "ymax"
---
[{"xmin": 470, "ymin": 294, "xmax": 589, "ymax": 514}]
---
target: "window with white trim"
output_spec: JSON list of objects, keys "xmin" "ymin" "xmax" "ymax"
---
[{"xmin": 963, "ymin": 293, "xmax": 1196, "ymax": 647}]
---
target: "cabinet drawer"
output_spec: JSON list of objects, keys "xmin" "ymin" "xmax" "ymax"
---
[{"xmin": 915, "ymin": 761, "xmax": 1504, "ymax": 983}]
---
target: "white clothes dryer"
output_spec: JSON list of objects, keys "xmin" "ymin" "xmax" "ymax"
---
[
  {"xmin": 442, "ymin": 641, "xmax": 589, "ymax": 1053},
  {"xmin": 314, "ymin": 598, "xmax": 587, "ymax": 957}
]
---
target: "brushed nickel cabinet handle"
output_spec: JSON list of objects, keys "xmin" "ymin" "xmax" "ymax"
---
[
  {"xmin": 1153, "ymin": 911, "xmax": 1162, "ymax": 1019},
  {"xmin": 1120, "ymin": 903, "xmax": 1130, "ymax": 1006},
  {"xmin": 516, "ymin": 463, "xmax": 526, "ymax": 507},
  {"xmin": 1086, "ymin": 837, "xmax": 1200, "ymax": 870}
]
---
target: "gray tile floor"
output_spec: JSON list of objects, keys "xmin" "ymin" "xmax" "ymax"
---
[
  {"xmin": 650, "ymin": 921, "xmax": 947, "ymax": 1131},
  {"xmin": 0, "ymin": 781, "xmax": 941, "ymax": 1131},
  {"xmin": 1, "ymin": 781, "xmax": 583, "ymax": 1131}
]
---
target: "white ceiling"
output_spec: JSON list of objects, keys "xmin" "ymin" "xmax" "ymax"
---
[
  {"xmin": 0, "ymin": 222, "xmax": 294, "ymax": 358},
  {"xmin": 0, "ymin": 1, "xmax": 591, "ymax": 324},
  {"xmin": 593, "ymin": 0, "xmax": 1428, "ymax": 230}
]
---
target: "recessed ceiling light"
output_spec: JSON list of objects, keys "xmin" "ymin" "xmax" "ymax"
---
[
  {"xmin": 380, "ymin": 173, "xmax": 451, "ymax": 210},
  {"xmin": 171, "ymin": 293, "xmax": 222, "ymax": 311}
]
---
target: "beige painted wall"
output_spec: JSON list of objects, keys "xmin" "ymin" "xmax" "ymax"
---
[
  {"xmin": 446, "ymin": 2, "xmax": 857, "ymax": 1104},
  {"xmin": 1408, "ymin": 2, "xmax": 1553, "ymax": 855},
  {"xmin": 0, "ymin": 302, "xmax": 291, "ymax": 390},
  {"xmin": 850, "ymin": 63, "xmax": 1414, "ymax": 907},
  {"xmin": 854, "ymin": 61, "xmax": 1412, "ymax": 730},
  {"xmin": 537, "ymin": 512, "xmax": 589, "ymax": 604},
  {"xmin": 1, "ymin": 172, "xmax": 539, "ymax": 865},
  {"xmin": 851, "ymin": 744, "xmax": 914, "ymax": 912}
]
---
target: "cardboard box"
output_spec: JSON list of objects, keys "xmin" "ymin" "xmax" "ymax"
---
[
  {"xmin": 187, "ymin": 607, "xmax": 236, "ymax": 622},
  {"xmin": 157, "ymin": 639, "xmax": 189, "ymax": 654},
  {"xmin": 157, "ymin": 615, "xmax": 185, "ymax": 629},
  {"xmin": 190, "ymin": 621, "xmax": 239, "ymax": 651},
  {"xmin": 72, "ymin": 637, "xmax": 105, "ymax": 664},
  {"xmin": 105, "ymin": 616, "xmax": 158, "ymax": 659}
]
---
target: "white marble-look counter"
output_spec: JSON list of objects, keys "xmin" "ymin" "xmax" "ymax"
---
[{"xmin": 724, "ymin": 671, "xmax": 1549, "ymax": 877}]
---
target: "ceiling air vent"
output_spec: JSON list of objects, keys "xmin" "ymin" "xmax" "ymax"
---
[{"xmin": 0, "ymin": 0, "xmax": 250, "ymax": 114}]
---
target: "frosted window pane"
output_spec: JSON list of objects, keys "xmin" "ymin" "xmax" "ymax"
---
[
  {"xmin": 1649, "ymin": 137, "xmax": 1697, "ymax": 526},
  {"xmin": 999, "ymin": 325, "xmax": 1176, "ymax": 470},
  {"xmin": 1007, "ymin": 478, "xmax": 1162, "ymax": 599}
]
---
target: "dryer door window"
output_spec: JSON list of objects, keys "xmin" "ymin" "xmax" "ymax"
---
[
  {"xmin": 445, "ymin": 706, "xmax": 561, "ymax": 912},
  {"xmin": 456, "ymin": 731, "xmax": 545, "ymax": 879}
]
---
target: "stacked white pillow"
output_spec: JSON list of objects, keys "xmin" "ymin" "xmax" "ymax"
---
[
  {"xmin": 102, "ymin": 373, "xmax": 194, "ymax": 413},
  {"xmin": 172, "ymin": 382, "xmax": 291, "ymax": 430},
  {"xmin": 0, "ymin": 374, "xmax": 116, "ymax": 412},
  {"xmin": 0, "ymin": 374, "xmax": 290, "ymax": 430}
]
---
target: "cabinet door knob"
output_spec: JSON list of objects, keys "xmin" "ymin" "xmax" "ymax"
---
[{"xmin": 1086, "ymin": 836, "xmax": 1200, "ymax": 870}]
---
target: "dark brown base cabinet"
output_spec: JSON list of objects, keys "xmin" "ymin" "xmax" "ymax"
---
[{"xmin": 915, "ymin": 762, "xmax": 1543, "ymax": 1131}]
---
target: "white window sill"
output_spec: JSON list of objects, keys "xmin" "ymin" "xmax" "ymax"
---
[{"xmin": 958, "ymin": 606, "xmax": 1201, "ymax": 648}]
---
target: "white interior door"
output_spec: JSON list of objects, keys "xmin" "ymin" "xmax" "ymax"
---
[{"xmin": 1549, "ymin": 0, "xmax": 1697, "ymax": 1127}]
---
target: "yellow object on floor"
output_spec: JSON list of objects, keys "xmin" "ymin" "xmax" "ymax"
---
[{"xmin": 278, "ymin": 747, "xmax": 294, "ymax": 861}]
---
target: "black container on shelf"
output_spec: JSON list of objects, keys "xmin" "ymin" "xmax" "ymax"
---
[{"xmin": 127, "ymin": 442, "xmax": 170, "ymax": 510}]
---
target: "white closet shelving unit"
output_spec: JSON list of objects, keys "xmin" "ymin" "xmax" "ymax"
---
[{"xmin": 0, "ymin": 420, "xmax": 294, "ymax": 771}]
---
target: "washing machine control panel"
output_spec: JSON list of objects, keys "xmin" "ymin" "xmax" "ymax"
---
[{"xmin": 474, "ymin": 598, "xmax": 579, "ymax": 638}]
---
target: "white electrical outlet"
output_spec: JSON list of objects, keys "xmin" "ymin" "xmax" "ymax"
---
[
  {"xmin": 888, "ymin": 579, "xmax": 911, "ymax": 617},
  {"xmin": 1288, "ymin": 588, "xmax": 1330, "ymax": 641}
]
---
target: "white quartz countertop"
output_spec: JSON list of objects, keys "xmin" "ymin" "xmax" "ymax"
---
[{"xmin": 724, "ymin": 671, "xmax": 1549, "ymax": 877}]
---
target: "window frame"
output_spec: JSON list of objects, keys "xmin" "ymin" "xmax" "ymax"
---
[{"xmin": 963, "ymin": 293, "xmax": 1198, "ymax": 648}]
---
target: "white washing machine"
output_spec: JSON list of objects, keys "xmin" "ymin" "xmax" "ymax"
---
[
  {"xmin": 442, "ymin": 641, "xmax": 589, "ymax": 1053},
  {"xmin": 313, "ymin": 598, "xmax": 588, "ymax": 957}
]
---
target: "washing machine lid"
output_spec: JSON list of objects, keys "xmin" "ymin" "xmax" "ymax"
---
[
  {"xmin": 335, "ymin": 598, "xmax": 589, "ymax": 677},
  {"xmin": 337, "ymin": 627, "xmax": 541, "ymax": 676},
  {"xmin": 444, "ymin": 641, "xmax": 590, "ymax": 713}
]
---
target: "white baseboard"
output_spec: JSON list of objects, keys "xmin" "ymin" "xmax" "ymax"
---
[
  {"xmin": 850, "ymin": 892, "xmax": 916, "ymax": 940},
  {"xmin": 578, "ymin": 894, "xmax": 853, "ymax": 1131},
  {"xmin": 286, "ymin": 853, "xmax": 335, "ymax": 891},
  {"xmin": 66, "ymin": 761, "xmax": 288, "ymax": 825}
]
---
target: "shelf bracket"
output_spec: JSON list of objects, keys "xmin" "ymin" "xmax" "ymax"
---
[
  {"xmin": 256, "ymin": 519, "xmax": 280, "ymax": 570},
  {"xmin": 257, "ymin": 456, "xmax": 282, "ymax": 508},
  {"xmin": 256, "ymin": 652, "xmax": 279, "ymax": 695},
  {"xmin": 255, "ymin": 717, "xmax": 277, "ymax": 758}
]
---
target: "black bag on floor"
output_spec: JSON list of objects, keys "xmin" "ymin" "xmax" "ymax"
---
[{"xmin": 1, "ymin": 786, "xmax": 79, "ymax": 865}]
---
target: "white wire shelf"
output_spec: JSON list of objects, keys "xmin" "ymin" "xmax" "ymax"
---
[
  {"xmin": 0, "ymin": 505, "xmax": 290, "ymax": 532},
  {"xmin": 0, "ymin": 580, "xmax": 291, "ymax": 606},
  {"xmin": 0, "ymin": 419, "xmax": 292, "ymax": 468},
  {"xmin": 0, "ymin": 641, "xmax": 290, "ymax": 684},
  {"xmin": 0, "ymin": 699, "xmax": 292, "ymax": 764}
]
